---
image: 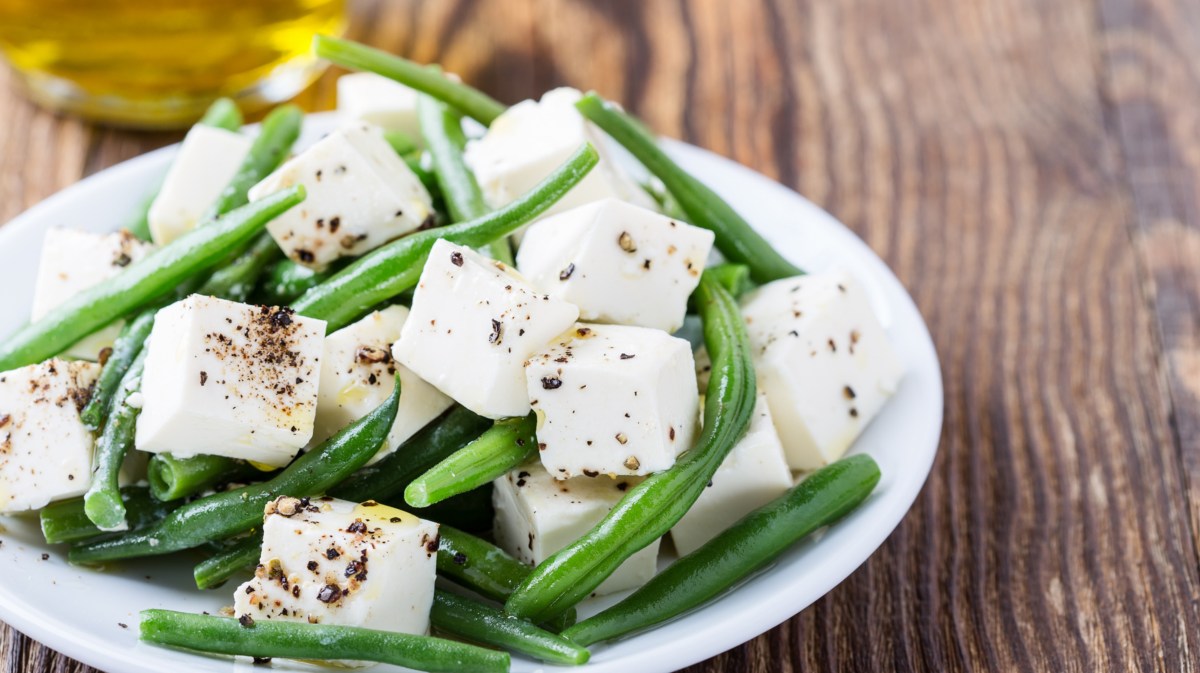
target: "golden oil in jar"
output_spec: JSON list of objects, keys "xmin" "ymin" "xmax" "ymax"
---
[{"xmin": 0, "ymin": 0, "xmax": 346, "ymax": 127}]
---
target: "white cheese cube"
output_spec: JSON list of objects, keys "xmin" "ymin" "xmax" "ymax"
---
[
  {"xmin": 526, "ymin": 322, "xmax": 699, "ymax": 478},
  {"xmin": 235, "ymin": 496, "xmax": 438, "ymax": 636},
  {"xmin": 135, "ymin": 296, "xmax": 326, "ymax": 467},
  {"xmin": 464, "ymin": 88, "xmax": 652, "ymax": 239},
  {"xmin": 148, "ymin": 125, "xmax": 253, "ymax": 245},
  {"xmin": 249, "ymin": 122, "xmax": 434, "ymax": 269},
  {"xmin": 741, "ymin": 272, "xmax": 903, "ymax": 470},
  {"xmin": 337, "ymin": 73, "xmax": 421, "ymax": 141},
  {"xmin": 314, "ymin": 306, "xmax": 453, "ymax": 464},
  {"xmin": 31, "ymin": 228, "xmax": 154, "ymax": 360},
  {"xmin": 0, "ymin": 359, "xmax": 99, "ymax": 513},
  {"xmin": 670, "ymin": 393, "xmax": 792, "ymax": 556},
  {"xmin": 517, "ymin": 198, "xmax": 714, "ymax": 333},
  {"xmin": 393, "ymin": 240, "xmax": 579, "ymax": 419},
  {"xmin": 493, "ymin": 461, "xmax": 658, "ymax": 596}
]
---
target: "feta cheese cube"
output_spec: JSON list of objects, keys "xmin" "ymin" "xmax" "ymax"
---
[
  {"xmin": 392, "ymin": 240, "xmax": 579, "ymax": 419},
  {"xmin": 148, "ymin": 125, "xmax": 253, "ymax": 245},
  {"xmin": 135, "ymin": 296, "xmax": 326, "ymax": 467},
  {"xmin": 516, "ymin": 198, "xmax": 714, "ymax": 333},
  {"xmin": 493, "ymin": 461, "xmax": 658, "ymax": 596},
  {"xmin": 31, "ymin": 228, "xmax": 154, "ymax": 360},
  {"xmin": 249, "ymin": 122, "xmax": 434, "ymax": 269},
  {"xmin": 670, "ymin": 393, "xmax": 792, "ymax": 556},
  {"xmin": 525, "ymin": 322, "xmax": 699, "ymax": 478},
  {"xmin": 235, "ymin": 496, "xmax": 438, "ymax": 635},
  {"xmin": 0, "ymin": 359, "xmax": 99, "ymax": 513},
  {"xmin": 464, "ymin": 88, "xmax": 652, "ymax": 237},
  {"xmin": 314, "ymin": 306, "xmax": 453, "ymax": 464},
  {"xmin": 337, "ymin": 73, "xmax": 421, "ymax": 141},
  {"xmin": 741, "ymin": 272, "xmax": 903, "ymax": 470}
]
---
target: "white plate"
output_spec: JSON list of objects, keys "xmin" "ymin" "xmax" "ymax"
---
[{"xmin": 0, "ymin": 112, "xmax": 941, "ymax": 673}]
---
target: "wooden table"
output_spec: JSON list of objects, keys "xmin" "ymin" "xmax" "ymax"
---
[{"xmin": 2, "ymin": 0, "xmax": 1198, "ymax": 670}]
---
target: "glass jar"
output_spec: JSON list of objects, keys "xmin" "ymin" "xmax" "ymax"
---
[{"xmin": 0, "ymin": 0, "xmax": 347, "ymax": 128}]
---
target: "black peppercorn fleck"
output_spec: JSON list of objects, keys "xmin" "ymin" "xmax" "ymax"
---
[{"xmin": 316, "ymin": 584, "xmax": 341, "ymax": 603}]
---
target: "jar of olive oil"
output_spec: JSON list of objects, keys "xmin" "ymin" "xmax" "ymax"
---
[{"xmin": 0, "ymin": 0, "xmax": 346, "ymax": 127}]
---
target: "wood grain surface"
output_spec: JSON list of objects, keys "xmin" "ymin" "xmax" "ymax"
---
[{"xmin": 1, "ymin": 0, "xmax": 1198, "ymax": 671}]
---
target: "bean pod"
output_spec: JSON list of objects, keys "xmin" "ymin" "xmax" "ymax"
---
[
  {"xmin": 562, "ymin": 454, "xmax": 882, "ymax": 645},
  {"xmin": 139, "ymin": 609, "xmax": 508, "ymax": 673},
  {"xmin": 313, "ymin": 35, "xmax": 506, "ymax": 126},
  {"xmin": 432, "ymin": 590, "xmax": 589, "ymax": 665},
  {"xmin": 404, "ymin": 414, "xmax": 536, "ymax": 508}
]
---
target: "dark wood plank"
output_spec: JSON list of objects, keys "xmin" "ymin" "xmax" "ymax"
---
[
  {"xmin": 639, "ymin": 0, "xmax": 1197, "ymax": 670},
  {"xmin": 0, "ymin": 0, "xmax": 1198, "ymax": 671},
  {"xmin": 1096, "ymin": 0, "xmax": 1200, "ymax": 563}
]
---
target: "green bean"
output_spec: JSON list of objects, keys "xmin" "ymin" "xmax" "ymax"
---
[
  {"xmin": 40, "ymin": 486, "xmax": 177, "ymax": 545},
  {"xmin": 292, "ymin": 143, "xmax": 598, "ymax": 331},
  {"xmin": 203, "ymin": 105, "xmax": 301, "ymax": 220},
  {"xmin": 139, "ymin": 609, "xmax": 508, "ymax": 673},
  {"xmin": 79, "ymin": 309, "xmax": 155, "ymax": 431},
  {"xmin": 405, "ymin": 414, "xmax": 536, "ymax": 508},
  {"xmin": 0, "ymin": 187, "xmax": 305, "ymax": 371},
  {"xmin": 198, "ymin": 98, "xmax": 244, "ymax": 133},
  {"xmin": 432, "ymin": 590, "xmax": 589, "ymax": 666},
  {"xmin": 704, "ymin": 262, "xmax": 754, "ymax": 299},
  {"xmin": 148, "ymin": 454, "xmax": 262, "ymax": 502},
  {"xmin": 563, "ymin": 455, "xmax": 881, "ymax": 645},
  {"xmin": 194, "ymin": 536, "xmax": 260, "ymax": 590},
  {"xmin": 418, "ymin": 95, "xmax": 513, "ymax": 265},
  {"xmin": 196, "ymin": 233, "xmax": 282, "ymax": 302},
  {"xmin": 437, "ymin": 522, "xmax": 578, "ymax": 633},
  {"xmin": 575, "ymin": 92, "xmax": 802, "ymax": 284},
  {"xmin": 68, "ymin": 376, "xmax": 400, "ymax": 564},
  {"xmin": 384, "ymin": 129, "xmax": 420, "ymax": 156},
  {"xmin": 81, "ymin": 349, "xmax": 148, "ymax": 531},
  {"xmin": 313, "ymin": 35, "xmax": 506, "ymax": 126},
  {"xmin": 258, "ymin": 258, "xmax": 338, "ymax": 305},
  {"xmin": 505, "ymin": 270, "xmax": 757, "ymax": 622},
  {"xmin": 331, "ymin": 405, "xmax": 491, "ymax": 502},
  {"xmin": 436, "ymin": 524, "xmax": 533, "ymax": 604},
  {"xmin": 642, "ymin": 178, "xmax": 689, "ymax": 221}
]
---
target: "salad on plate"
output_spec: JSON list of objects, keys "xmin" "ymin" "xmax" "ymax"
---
[{"xmin": 0, "ymin": 35, "xmax": 900, "ymax": 671}]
